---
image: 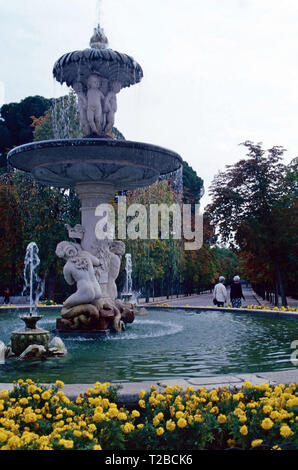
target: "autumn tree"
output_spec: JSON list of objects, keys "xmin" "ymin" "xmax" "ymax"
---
[{"xmin": 206, "ymin": 141, "xmax": 298, "ymax": 306}]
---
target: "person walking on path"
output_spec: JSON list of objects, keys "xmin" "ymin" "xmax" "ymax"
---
[
  {"xmin": 3, "ymin": 287, "xmax": 10, "ymax": 304},
  {"xmin": 230, "ymin": 275, "xmax": 245, "ymax": 308},
  {"xmin": 213, "ymin": 276, "xmax": 227, "ymax": 307}
]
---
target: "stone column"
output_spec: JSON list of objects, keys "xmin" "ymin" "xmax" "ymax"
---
[{"xmin": 75, "ymin": 182, "xmax": 116, "ymax": 299}]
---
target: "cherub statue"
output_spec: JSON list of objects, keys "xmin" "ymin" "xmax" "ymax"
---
[
  {"xmin": 72, "ymin": 82, "xmax": 90, "ymax": 135},
  {"xmin": 104, "ymin": 80, "xmax": 122, "ymax": 134},
  {"xmin": 86, "ymin": 74, "xmax": 106, "ymax": 135},
  {"xmin": 55, "ymin": 241, "xmax": 102, "ymax": 309}
]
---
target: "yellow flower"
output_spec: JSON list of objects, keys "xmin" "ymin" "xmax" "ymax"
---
[
  {"xmin": 0, "ymin": 390, "xmax": 9, "ymax": 399},
  {"xmin": 41, "ymin": 391, "xmax": 51, "ymax": 401},
  {"xmin": 93, "ymin": 445, "xmax": 102, "ymax": 450},
  {"xmin": 73, "ymin": 430, "xmax": 82, "ymax": 437},
  {"xmin": 122, "ymin": 422, "xmax": 135, "ymax": 434},
  {"xmin": 138, "ymin": 400, "xmax": 146, "ymax": 409},
  {"xmin": 139, "ymin": 390, "xmax": 146, "ymax": 399},
  {"xmin": 156, "ymin": 427, "xmax": 164, "ymax": 436},
  {"xmin": 238, "ymin": 414, "xmax": 247, "ymax": 424},
  {"xmin": 117, "ymin": 412, "xmax": 127, "ymax": 421},
  {"xmin": 27, "ymin": 385, "xmax": 36, "ymax": 394},
  {"xmin": 243, "ymin": 380, "xmax": 252, "ymax": 388},
  {"xmin": 166, "ymin": 419, "xmax": 176, "ymax": 431},
  {"xmin": 177, "ymin": 418, "xmax": 187, "ymax": 429},
  {"xmin": 217, "ymin": 414, "xmax": 227, "ymax": 424},
  {"xmin": 107, "ymin": 407, "xmax": 119, "ymax": 419},
  {"xmin": 261, "ymin": 418, "xmax": 274, "ymax": 430},
  {"xmin": 240, "ymin": 425, "xmax": 248, "ymax": 436},
  {"xmin": 19, "ymin": 398, "xmax": 29, "ymax": 406},
  {"xmin": 270, "ymin": 410, "xmax": 280, "ymax": 421},
  {"xmin": 88, "ymin": 424, "xmax": 97, "ymax": 433},
  {"xmin": 194, "ymin": 414, "xmax": 204, "ymax": 423},
  {"xmin": 131, "ymin": 410, "xmax": 140, "ymax": 418},
  {"xmin": 153, "ymin": 415, "xmax": 160, "ymax": 427},
  {"xmin": 251, "ymin": 439, "xmax": 263, "ymax": 448},
  {"xmin": 93, "ymin": 413, "xmax": 105, "ymax": 423},
  {"xmin": 59, "ymin": 439, "xmax": 74, "ymax": 449},
  {"xmin": 280, "ymin": 424, "xmax": 293, "ymax": 438},
  {"xmin": 56, "ymin": 380, "xmax": 64, "ymax": 389},
  {"xmin": 7, "ymin": 435, "xmax": 21, "ymax": 450},
  {"xmin": 137, "ymin": 423, "xmax": 144, "ymax": 429},
  {"xmin": 263, "ymin": 405, "xmax": 273, "ymax": 414}
]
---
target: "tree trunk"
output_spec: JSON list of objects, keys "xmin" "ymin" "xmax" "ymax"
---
[
  {"xmin": 274, "ymin": 280, "xmax": 279, "ymax": 307},
  {"xmin": 145, "ymin": 279, "xmax": 150, "ymax": 303},
  {"xmin": 275, "ymin": 261, "xmax": 287, "ymax": 307}
]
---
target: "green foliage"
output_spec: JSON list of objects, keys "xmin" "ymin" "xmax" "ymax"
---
[
  {"xmin": 0, "ymin": 96, "xmax": 53, "ymax": 168},
  {"xmin": 206, "ymin": 141, "xmax": 298, "ymax": 302},
  {"xmin": 182, "ymin": 161, "xmax": 204, "ymax": 204}
]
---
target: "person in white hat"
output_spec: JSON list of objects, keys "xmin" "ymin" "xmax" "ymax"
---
[
  {"xmin": 230, "ymin": 275, "xmax": 245, "ymax": 308},
  {"xmin": 213, "ymin": 276, "xmax": 227, "ymax": 307}
]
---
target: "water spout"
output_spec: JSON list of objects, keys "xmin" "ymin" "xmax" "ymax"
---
[
  {"xmin": 22, "ymin": 242, "xmax": 44, "ymax": 316},
  {"xmin": 125, "ymin": 253, "xmax": 133, "ymax": 294}
]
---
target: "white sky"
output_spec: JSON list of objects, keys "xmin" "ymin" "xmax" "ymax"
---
[{"xmin": 1, "ymin": 0, "xmax": 298, "ymax": 208}]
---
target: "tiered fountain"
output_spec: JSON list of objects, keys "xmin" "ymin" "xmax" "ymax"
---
[{"xmin": 8, "ymin": 24, "xmax": 182, "ymax": 335}]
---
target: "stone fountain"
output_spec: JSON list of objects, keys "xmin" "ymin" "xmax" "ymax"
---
[
  {"xmin": 8, "ymin": 24, "xmax": 182, "ymax": 334},
  {"xmin": 10, "ymin": 242, "xmax": 50, "ymax": 356},
  {"xmin": 8, "ymin": 243, "xmax": 66, "ymax": 360}
]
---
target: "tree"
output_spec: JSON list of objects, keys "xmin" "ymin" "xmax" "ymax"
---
[
  {"xmin": 182, "ymin": 161, "xmax": 204, "ymax": 204},
  {"xmin": 206, "ymin": 141, "xmax": 298, "ymax": 306},
  {"xmin": 0, "ymin": 96, "xmax": 53, "ymax": 169}
]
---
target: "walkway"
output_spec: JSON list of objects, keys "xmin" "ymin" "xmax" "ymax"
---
[{"xmin": 139, "ymin": 287, "xmax": 298, "ymax": 309}]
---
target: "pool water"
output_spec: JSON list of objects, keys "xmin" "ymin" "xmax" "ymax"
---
[{"xmin": 0, "ymin": 308, "xmax": 297, "ymax": 383}]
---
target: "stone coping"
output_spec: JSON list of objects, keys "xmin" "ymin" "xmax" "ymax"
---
[
  {"xmin": 0, "ymin": 370, "xmax": 297, "ymax": 406},
  {"xmin": 1, "ymin": 304, "xmax": 298, "ymax": 318}
]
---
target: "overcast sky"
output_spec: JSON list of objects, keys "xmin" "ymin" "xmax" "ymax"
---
[{"xmin": 1, "ymin": 0, "xmax": 298, "ymax": 208}]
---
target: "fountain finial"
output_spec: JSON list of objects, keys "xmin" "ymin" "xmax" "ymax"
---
[{"xmin": 90, "ymin": 24, "xmax": 109, "ymax": 49}]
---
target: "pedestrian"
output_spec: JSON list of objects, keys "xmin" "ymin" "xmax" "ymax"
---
[
  {"xmin": 213, "ymin": 276, "xmax": 227, "ymax": 307},
  {"xmin": 4, "ymin": 287, "xmax": 10, "ymax": 304},
  {"xmin": 230, "ymin": 275, "xmax": 245, "ymax": 308}
]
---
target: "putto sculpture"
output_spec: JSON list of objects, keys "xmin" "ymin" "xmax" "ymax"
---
[{"xmin": 53, "ymin": 24, "xmax": 143, "ymax": 138}]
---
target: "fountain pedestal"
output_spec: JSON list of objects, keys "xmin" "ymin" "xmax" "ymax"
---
[
  {"xmin": 10, "ymin": 316, "xmax": 50, "ymax": 357},
  {"xmin": 75, "ymin": 181, "xmax": 116, "ymax": 298}
]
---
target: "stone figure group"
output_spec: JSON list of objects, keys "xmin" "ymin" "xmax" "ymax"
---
[
  {"xmin": 55, "ymin": 225, "xmax": 135, "ymax": 332},
  {"xmin": 73, "ymin": 76, "xmax": 122, "ymax": 136}
]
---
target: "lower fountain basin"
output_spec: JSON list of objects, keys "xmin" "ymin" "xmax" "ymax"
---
[
  {"xmin": 7, "ymin": 138, "xmax": 183, "ymax": 190},
  {"xmin": 1, "ymin": 308, "xmax": 297, "ymax": 383}
]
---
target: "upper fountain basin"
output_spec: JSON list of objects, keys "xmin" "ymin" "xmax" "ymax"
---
[
  {"xmin": 53, "ymin": 48, "xmax": 143, "ymax": 89},
  {"xmin": 7, "ymin": 138, "xmax": 183, "ymax": 190}
]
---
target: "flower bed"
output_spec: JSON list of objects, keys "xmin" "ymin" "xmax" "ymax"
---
[
  {"xmin": 241, "ymin": 305, "xmax": 298, "ymax": 313},
  {"xmin": 38, "ymin": 299, "xmax": 57, "ymax": 306},
  {"xmin": 0, "ymin": 380, "xmax": 297, "ymax": 450}
]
